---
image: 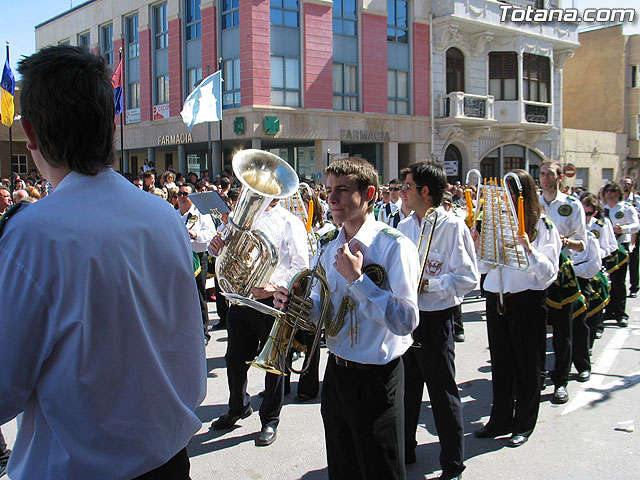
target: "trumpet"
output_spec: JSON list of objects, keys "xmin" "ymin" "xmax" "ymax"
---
[{"xmin": 225, "ymin": 248, "xmax": 332, "ymax": 375}]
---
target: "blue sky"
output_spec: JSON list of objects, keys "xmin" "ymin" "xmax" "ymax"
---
[{"xmin": 2, "ymin": 0, "xmax": 640, "ymax": 79}]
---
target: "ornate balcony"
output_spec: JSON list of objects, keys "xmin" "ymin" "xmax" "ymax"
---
[{"xmin": 439, "ymin": 91, "xmax": 496, "ymax": 124}]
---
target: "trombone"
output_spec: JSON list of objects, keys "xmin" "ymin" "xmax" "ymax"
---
[{"xmin": 282, "ymin": 182, "xmax": 318, "ymax": 257}]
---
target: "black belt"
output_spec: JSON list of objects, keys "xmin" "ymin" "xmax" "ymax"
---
[{"xmin": 330, "ymin": 353, "xmax": 395, "ymax": 370}]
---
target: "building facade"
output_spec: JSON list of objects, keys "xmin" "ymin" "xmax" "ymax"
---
[
  {"xmin": 0, "ymin": 88, "xmax": 32, "ymax": 179},
  {"xmin": 32, "ymin": 0, "xmax": 578, "ymax": 182},
  {"xmin": 563, "ymin": 24, "xmax": 640, "ymax": 190}
]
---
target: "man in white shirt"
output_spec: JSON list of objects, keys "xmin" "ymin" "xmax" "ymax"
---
[
  {"xmin": 603, "ymin": 181, "xmax": 640, "ymax": 327},
  {"xmin": 276, "ymin": 157, "xmax": 419, "ymax": 480},
  {"xmin": 210, "ymin": 198, "xmax": 308, "ymax": 446},
  {"xmin": 178, "ymin": 184, "xmax": 217, "ymax": 342},
  {"xmin": 539, "ymin": 161, "xmax": 587, "ymax": 404},
  {"xmin": 621, "ymin": 177, "xmax": 640, "ymax": 297},
  {"xmin": 397, "ymin": 162, "xmax": 478, "ymax": 480},
  {"xmin": 0, "ymin": 45, "xmax": 206, "ymax": 479}
]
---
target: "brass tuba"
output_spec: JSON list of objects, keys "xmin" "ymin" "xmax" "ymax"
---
[
  {"xmin": 225, "ymin": 248, "xmax": 332, "ymax": 376},
  {"xmin": 215, "ymin": 149, "xmax": 300, "ymax": 296}
]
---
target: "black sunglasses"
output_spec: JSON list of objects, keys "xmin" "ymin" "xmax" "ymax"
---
[
  {"xmin": 178, "ymin": 191, "xmax": 190, "ymax": 197},
  {"xmin": 389, "ymin": 187, "xmax": 401, "ymax": 191}
]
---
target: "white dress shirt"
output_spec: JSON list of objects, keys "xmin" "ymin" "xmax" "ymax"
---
[
  {"xmin": 604, "ymin": 201, "xmax": 640, "ymax": 244},
  {"xmin": 310, "ymin": 215, "xmax": 419, "ymax": 365},
  {"xmin": 254, "ymin": 203, "xmax": 309, "ymax": 287},
  {"xmin": 181, "ymin": 203, "xmax": 216, "ymax": 253},
  {"xmin": 587, "ymin": 216, "xmax": 618, "ymax": 258},
  {"xmin": 398, "ymin": 208, "xmax": 479, "ymax": 311},
  {"xmin": 570, "ymin": 233, "xmax": 602, "ymax": 279},
  {"xmin": 480, "ymin": 216, "xmax": 561, "ymax": 293},
  {"xmin": 540, "ymin": 191, "xmax": 587, "ymax": 251},
  {"xmin": 377, "ymin": 199, "xmax": 400, "ymax": 224},
  {"xmin": 0, "ymin": 168, "xmax": 206, "ymax": 479}
]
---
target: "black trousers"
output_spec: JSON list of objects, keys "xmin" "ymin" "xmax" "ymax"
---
[
  {"xmin": 403, "ymin": 307, "xmax": 465, "ymax": 477},
  {"xmin": 132, "ymin": 447, "xmax": 189, "ymax": 479},
  {"xmin": 607, "ymin": 244, "xmax": 629, "ymax": 320},
  {"xmin": 572, "ymin": 278, "xmax": 592, "ymax": 373},
  {"xmin": 548, "ymin": 300, "xmax": 573, "ymax": 387},
  {"xmin": 225, "ymin": 302, "xmax": 284, "ymax": 428},
  {"xmin": 214, "ymin": 275, "xmax": 228, "ymax": 327},
  {"xmin": 297, "ymin": 330, "xmax": 321, "ymax": 397},
  {"xmin": 453, "ymin": 304, "xmax": 464, "ymax": 335},
  {"xmin": 0, "ymin": 427, "xmax": 9, "ymax": 469},
  {"xmin": 629, "ymin": 235, "xmax": 639, "ymax": 293},
  {"xmin": 587, "ymin": 310, "xmax": 604, "ymax": 348},
  {"xmin": 321, "ymin": 355, "xmax": 405, "ymax": 480},
  {"xmin": 195, "ymin": 251, "xmax": 209, "ymax": 332},
  {"xmin": 486, "ymin": 291, "xmax": 546, "ymax": 436}
]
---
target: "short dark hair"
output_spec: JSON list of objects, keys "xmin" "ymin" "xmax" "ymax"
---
[
  {"xmin": 398, "ymin": 167, "xmax": 410, "ymax": 182},
  {"xmin": 220, "ymin": 177, "xmax": 231, "ymax": 189},
  {"xmin": 604, "ymin": 181, "xmax": 623, "ymax": 201},
  {"xmin": 407, "ymin": 161, "xmax": 447, "ymax": 207},
  {"xmin": 325, "ymin": 157, "xmax": 379, "ymax": 213},
  {"xmin": 18, "ymin": 45, "xmax": 115, "ymax": 175},
  {"xmin": 389, "ymin": 178, "xmax": 400, "ymax": 185}
]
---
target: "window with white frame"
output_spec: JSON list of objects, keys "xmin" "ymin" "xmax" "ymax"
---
[
  {"xmin": 221, "ymin": 0, "xmax": 239, "ymax": 30},
  {"xmin": 271, "ymin": 0, "xmax": 299, "ymax": 27},
  {"xmin": 129, "ymin": 82, "xmax": 141, "ymax": 108},
  {"xmin": 156, "ymin": 75, "xmax": 169, "ymax": 104},
  {"xmin": 333, "ymin": 0, "xmax": 356, "ymax": 36},
  {"xmin": 78, "ymin": 32, "xmax": 90, "ymax": 48},
  {"xmin": 186, "ymin": 67, "xmax": 203, "ymax": 97},
  {"xmin": 223, "ymin": 58, "xmax": 241, "ymax": 108},
  {"xmin": 154, "ymin": 3, "xmax": 169, "ymax": 50},
  {"xmin": 101, "ymin": 24, "xmax": 113, "ymax": 64},
  {"xmin": 271, "ymin": 56, "xmax": 300, "ymax": 107},
  {"xmin": 185, "ymin": 0, "xmax": 201, "ymax": 41},
  {"xmin": 523, "ymin": 53, "xmax": 550, "ymax": 103},
  {"xmin": 126, "ymin": 14, "xmax": 139, "ymax": 58},
  {"xmin": 388, "ymin": 69, "xmax": 408, "ymax": 114},
  {"xmin": 387, "ymin": 0, "xmax": 408, "ymax": 43},
  {"xmin": 11, "ymin": 155, "xmax": 27, "ymax": 175},
  {"xmin": 333, "ymin": 63, "xmax": 358, "ymax": 111},
  {"xmin": 489, "ymin": 52, "xmax": 518, "ymax": 101}
]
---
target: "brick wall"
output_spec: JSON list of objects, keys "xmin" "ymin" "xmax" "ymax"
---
[
  {"xmin": 413, "ymin": 23, "xmax": 429, "ymax": 117},
  {"xmin": 303, "ymin": 3, "xmax": 333, "ymax": 109},
  {"xmin": 168, "ymin": 18, "xmax": 184, "ymax": 117},
  {"xmin": 201, "ymin": 4, "xmax": 218, "ymax": 74},
  {"xmin": 139, "ymin": 29, "xmax": 152, "ymax": 122},
  {"xmin": 240, "ymin": 0, "xmax": 271, "ymax": 106},
  {"xmin": 361, "ymin": 13, "xmax": 388, "ymax": 114}
]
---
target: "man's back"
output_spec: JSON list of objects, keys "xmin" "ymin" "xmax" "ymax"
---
[{"xmin": 0, "ymin": 169, "xmax": 206, "ymax": 479}]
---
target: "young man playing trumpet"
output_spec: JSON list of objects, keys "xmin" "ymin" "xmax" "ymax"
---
[
  {"xmin": 275, "ymin": 157, "xmax": 419, "ymax": 480},
  {"xmin": 397, "ymin": 162, "xmax": 478, "ymax": 479}
]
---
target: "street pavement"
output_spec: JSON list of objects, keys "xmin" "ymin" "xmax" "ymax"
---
[{"xmin": 2, "ymin": 287, "xmax": 639, "ymax": 479}]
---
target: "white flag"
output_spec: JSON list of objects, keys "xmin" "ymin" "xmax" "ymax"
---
[{"xmin": 180, "ymin": 70, "xmax": 222, "ymax": 131}]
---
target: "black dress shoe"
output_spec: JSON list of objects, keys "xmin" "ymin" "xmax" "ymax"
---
[
  {"xmin": 295, "ymin": 393, "xmax": 315, "ymax": 403},
  {"xmin": 507, "ymin": 434, "xmax": 528, "ymax": 448},
  {"xmin": 473, "ymin": 426, "xmax": 509, "ymax": 438},
  {"xmin": 629, "ymin": 292, "xmax": 637, "ymax": 298},
  {"xmin": 618, "ymin": 316, "xmax": 629, "ymax": 328},
  {"xmin": 212, "ymin": 322, "xmax": 227, "ymax": 330},
  {"xmin": 256, "ymin": 426, "xmax": 277, "ymax": 446},
  {"xmin": 454, "ymin": 332, "xmax": 465, "ymax": 343},
  {"xmin": 211, "ymin": 407, "xmax": 253, "ymax": 430},
  {"xmin": 577, "ymin": 370, "xmax": 591, "ymax": 382},
  {"xmin": 552, "ymin": 385, "xmax": 569, "ymax": 404},
  {"xmin": 595, "ymin": 329, "xmax": 603, "ymax": 339},
  {"xmin": 438, "ymin": 472, "xmax": 462, "ymax": 480}
]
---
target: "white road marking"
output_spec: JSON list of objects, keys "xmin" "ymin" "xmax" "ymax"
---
[{"xmin": 562, "ymin": 326, "xmax": 636, "ymax": 415}]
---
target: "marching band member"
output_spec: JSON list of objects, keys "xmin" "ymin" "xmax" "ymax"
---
[
  {"xmin": 602, "ymin": 181, "xmax": 639, "ymax": 327},
  {"xmin": 538, "ymin": 161, "xmax": 587, "ymax": 404},
  {"xmin": 582, "ymin": 195, "xmax": 616, "ymax": 344},
  {"xmin": 474, "ymin": 169, "xmax": 561, "ymax": 447},
  {"xmin": 209, "ymin": 198, "xmax": 309, "ymax": 446},
  {"xmin": 621, "ymin": 177, "xmax": 640, "ymax": 297},
  {"xmin": 275, "ymin": 157, "xmax": 419, "ymax": 480},
  {"xmin": 397, "ymin": 162, "xmax": 478, "ymax": 479}
]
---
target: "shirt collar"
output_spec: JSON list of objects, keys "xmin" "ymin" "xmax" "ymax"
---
[{"xmin": 338, "ymin": 214, "xmax": 378, "ymax": 248}]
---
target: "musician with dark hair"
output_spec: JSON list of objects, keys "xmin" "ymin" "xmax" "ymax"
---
[
  {"xmin": 275, "ymin": 157, "xmax": 419, "ymax": 480},
  {"xmin": 539, "ymin": 160, "xmax": 587, "ymax": 404},
  {"xmin": 397, "ymin": 161, "xmax": 478, "ymax": 479},
  {"xmin": 0, "ymin": 45, "xmax": 206, "ymax": 479},
  {"xmin": 602, "ymin": 181, "xmax": 639, "ymax": 327},
  {"xmin": 474, "ymin": 169, "xmax": 561, "ymax": 447}
]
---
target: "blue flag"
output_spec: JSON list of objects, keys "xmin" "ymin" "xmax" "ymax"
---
[{"xmin": 180, "ymin": 71, "xmax": 222, "ymax": 131}]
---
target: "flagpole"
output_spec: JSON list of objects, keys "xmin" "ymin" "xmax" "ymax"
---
[
  {"xmin": 118, "ymin": 48, "xmax": 125, "ymax": 173},
  {"xmin": 6, "ymin": 43, "xmax": 12, "ymax": 170},
  {"xmin": 218, "ymin": 57, "xmax": 223, "ymax": 176},
  {"xmin": 206, "ymin": 65, "xmax": 213, "ymax": 180}
]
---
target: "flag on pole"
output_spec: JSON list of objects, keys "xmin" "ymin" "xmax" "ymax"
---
[
  {"xmin": 1, "ymin": 46, "xmax": 15, "ymax": 128},
  {"xmin": 180, "ymin": 70, "xmax": 222, "ymax": 131},
  {"xmin": 111, "ymin": 58, "xmax": 123, "ymax": 114}
]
